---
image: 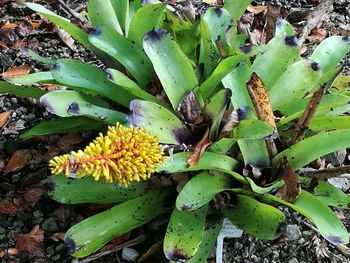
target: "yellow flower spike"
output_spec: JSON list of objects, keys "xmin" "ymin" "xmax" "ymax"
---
[{"xmin": 49, "ymin": 122, "xmax": 167, "ymax": 186}]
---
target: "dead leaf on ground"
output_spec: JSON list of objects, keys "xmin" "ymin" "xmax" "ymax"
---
[
  {"xmin": 0, "ymin": 110, "xmax": 12, "ymax": 128},
  {"xmin": 187, "ymin": 127, "xmax": 212, "ymax": 167},
  {"xmin": 306, "ymin": 28, "xmax": 327, "ymax": 42},
  {"xmin": 56, "ymin": 132, "xmax": 83, "ymax": 151},
  {"xmin": 14, "ymin": 225, "xmax": 45, "ymax": 259},
  {"xmin": 247, "ymin": 5, "xmax": 267, "ymax": 14},
  {"xmin": 1, "ymin": 23, "xmax": 18, "ymax": 29},
  {"xmin": 0, "ymin": 248, "xmax": 18, "ymax": 258},
  {"xmin": 265, "ymin": 3, "xmax": 281, "ymax": 43},
  {"xmin": 275, "ymin": 157, "xmax": 301, "ymax": 203},
  {"xmin": 49, "ymin": 232, "xmax": 65, "ymax": 242},
  {"xmin": 23, "ymin": 186, "xmax": 45, "ymax": 207},
  {"xmin": 4, "ymin": 149, "xmax": 32, "ymax": 174},
  {"xmin": 0, "ymin": 199, "xmax": 19, "ymax": 216},
  {"xmin": 55, "ymin": 26, "xmax": 77, "ymax": 52},
  {"xmin": 1, "ymin": 66, "xmax": 32, "ymax": 78}
]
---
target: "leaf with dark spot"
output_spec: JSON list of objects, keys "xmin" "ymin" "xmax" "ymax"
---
[{"xmin": 177, "ymin": 91, "xmax": 203, "ymax": 124}]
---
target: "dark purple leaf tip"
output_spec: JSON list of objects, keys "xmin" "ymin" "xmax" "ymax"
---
[
  {"xmin": 52, "ymin": 62, "xmax": 61, "ymax": 71},
  {"xmin": 67, "ymin": 102, "xmax": 80, "ymax": 114},
  {"xmin": 40, "ymin": 98, "xmax": 54, "ymax": 114},
  {"xmin": 46, "ymin": 181, "xmax": 55, "ymax": 192},
  {"xmin": 284, "ymin": 36, "xmax": 298, "ymax": 46},
  {"xmin": 172, "ymin": 127, "xmax": 192, "ymax": 144},
  {"xmin": 342, "ymin": 36, "xmax": 350, "ymax": 42},
  {"xmin": 90, "ymin": 26, "xmax": 103, "ymax": 37},
  {"xmin": 144, "ymin": 29, "xmax": 167, "ymax": 42},
  {"xmin": 141, "ymin": 0, "xmax": 150, "ymax": 5},
  {"xmin": 64, "ymin": 237, "xmax": 77, "ymax": 253},
  {"xmin": 276, "ymin": 18, "xmax": 284, "ymax": 28},
  {"xmin": 106, "ymin": 69, "xmax": 113, "ymax": 81},
  {"xmin": 326, "ymin": 235, "xmax": 344, "ymax": 245},
  {"xmin": 310, "ymin": 62, "xmax": 320, "ymax": 71},
  {"xmin": 240, "ymin": 44, "xmax": 252, "ymax": 54},
  {"xmin": 214, "ymin": 8, "xmax": 222, "ymax": 17},
  {"xmin": 237, "ymin": 106, "xmax": 249, "ymax": 120},
  {"xmin": 180, "ymin": 204, "xmax": 194, "ymax": 211},
  {"xmin": 165, "ymin": 249, "xmax": 189, "ymax": 262}
]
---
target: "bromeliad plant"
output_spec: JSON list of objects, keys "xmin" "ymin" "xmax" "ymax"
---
[{"xmin": 2, "ymin": 0, "xmax": 350, "ymax": 261}]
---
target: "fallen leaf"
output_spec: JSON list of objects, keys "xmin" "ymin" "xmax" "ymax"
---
[
  {"xmin": 275, "ymin": 157, "xmax": 301, "ymax": 203},
  {"xmin": 0, "ymin": 248, "xmax": 18, "ymax": 257},
  {"xmin": 0, "ymin": 199, "xmax": 18, "ymax": 216},
  {"xmin": 4, "ymin": 149, "xmax": 32, "ymax": 174},
  {"xmin": 265, "ymin": 3, "xmax": 281, "ymax": 43},
  {"xmin": 14, "ymin": 225, "xmax": 45, "ymax": 259},
  {"xmin": 49, "ymin": 232, "xmax": 65, "ymax": 242},
  {"xmin": 1, "ymin": 23, "xmax": 18, "ymax": 29},
  {"xmin": 0, "ymin": 110, "xmax": 12, "ymax": 128},
  {"xmin": 56, "ymin": 132, "xmax": 83, "ymax": 151},
  {"xmin": 55, "ymin": 26, "xmax": 77, "ymax": 52},
  {"xmin": 177, "ymin": 91, "xmax": 203, "ymax": 124},
  {"xmin": 1, "ymin": 66, "xmax": 32, "ymax": 78},
  {"xmin": 306, "ymin": 28, "xmax": 327, "ymax": 42},
  {"xmin": 0, "ymin": 41, "xmax": 7, "ymax": 48},
  {"xmin": 187, "ymin": 127, "xmax": 212, "ymax": 167},
  {"xmin": 247, "ymin": 5, "xmax": 267, "ymax": 14},
  {"xmin": 23, "ymin": 186, "xmax": 45, "ymax": 207},
  {"xmin": 15, "ymin": 21, "xmax": 34, "ymax": 37}
]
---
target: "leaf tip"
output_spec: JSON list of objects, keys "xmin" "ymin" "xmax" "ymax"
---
[
  {"xmin": 90, "ymin": 26, "xmax": 103, "ymax": 37},
  {"xmin": 165, "ymin": 249, "xmax": 189, "ymax": 262},
  {"xmin": 143, "ymin": 29, "xmax": 167, "ymax": 43},
  {"xmin": 64, "ymin": 236, "xmax": 77, "ymax": 253},
  {"xmin": 214, "ymin": 7, "xmax": 223, "ymax": 17},
  {"xmin": 284, "ymin": 35, "xmax": 299, "ymax": 47}
]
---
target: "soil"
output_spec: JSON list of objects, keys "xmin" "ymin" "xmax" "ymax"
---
[{"xmin": 0, "ymin": 0, "xmax": 350, "ymax": 263}]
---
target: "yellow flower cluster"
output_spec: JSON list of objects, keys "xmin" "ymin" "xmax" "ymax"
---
[{"xmin": 49, "ymin": 123, "xmax": 167, "ymax": 186}]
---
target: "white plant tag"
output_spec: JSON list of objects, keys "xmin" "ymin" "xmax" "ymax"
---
[{"xmin": 216, "ymin": 218, "xmax": 243, "ymax": 263}]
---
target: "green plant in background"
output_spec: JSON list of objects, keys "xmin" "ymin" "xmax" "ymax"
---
[{"xmin": 1, "ymin": 0, "xmax": 350, "ymax": 261}]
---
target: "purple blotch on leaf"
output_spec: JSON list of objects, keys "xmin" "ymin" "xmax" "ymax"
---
[
  {"xmin": 326, "ymin": 235, "xmax": 344, "ymax": 245},
  {"xmin": 284, "ymin": 36, "xmax": 298, "ymax": 46},
  {"xmin": 214, "ymin": 8, "xmax": 222, "ymax": 17},
  {"xmin": 276, "ymin": 18, "xmax": 284, "ymax": 28},
  {"xmin": 237, "ymin": 106, "xmax": 249, "ymax": 120},
  {"xmin": 46, "ymin": 181, "xmax": 55, "ymax": 192},
  {"xmin": 67, "ymin": 102, "xmax": 80, "ymax": 114},
  {"xmin": 310, "ymin": 62, "xmax": 320, "ymax": 71},
  {"xmin": 40, "ymin": 98, "xmax": 55, "ymax": 114},
  {"xmin": 143, "ymin": 29, "xmax": 167, "ymax": 42},
  {"xmin": 165, "ymin": 249, "xmax": 189, "ymax": 262},
  {"xmin": 106, "ymin": 69, "xmax": 113, "ymax": 81},
  {"xmin": 342, "ymin": 36, "xmax": 350, "ymax": 42},
  {"xmin": 180, "ymin": 204, "xmax": 194, "ymax": 211},
  {"xmin": 64, "ymin": 237, "xmax": 77, "ymax": 253},
  {"xmin": 240, "ymin": 44, "xmax": 252, "ymax": 54},
  {"xmin": 52, "ymin": 62, "xmax": 61, "ymax": 71},
  {"xmin": 90, "ymin": 26, "xmax": 103, "ymax": 37}
]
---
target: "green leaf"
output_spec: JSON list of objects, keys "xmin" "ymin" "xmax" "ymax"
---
[
  {"xmin": 246, "ymin": 178, "xmax": 284, "ymax": 194},
  {"xmin": 224, "ymin": 194, "xmax": 285, "ymax": 240},
  {"xmin": 209, "ymin": 137, "xmax": 236, "ymax": 154},
  {"xmin": 106, "ymin": 68, "xmax": 163, "ymax": 105},
  {"xmin": 5, "ymin": 71, "xmax": 54, "ymax": 85},
  {"xmin": 143, "ymin": 29, "xmax": 200, "ymax": 109},
  {"xmin": 51, "ymin": 59, "xmax": 134, "ymax": 107},
  {"xmin": 111, "ymin": 0, "xmax": 129, "ymax": 32},
  {"xmin": 0, "ymin": 81, "xmax": 46, "ymax": 99},
  {"xmin": 199, "ymin": 55, "xmax": 246, "ymax": 101},
  {"xmin": 127, "ymin": 3, "xmax": 166, "ymax": 47},
  {"xmin": 309, "ymin": 116, "xmax": 350, "ymax": 132},
  {"xmin": 159, "ymin": 152, "xmax": 244, "ymax": 183},
  {"xmin": 275, "ymin": 19, "xmax": 295, "ymax": 37},
  {"xmin": 47, "ymin": 175, "xmax": 148, "ymax": 204},
  {"xmin": 251, "ymin": 35, "xmax": 300, "ymax": 90},
  {"xmin": 268, "ymin": 191, "xmax": 349, "ymax": 245},
  {"xmin": 88, "ymin": 0, "xmax": 123, "ymax": 34},
  {"xmin": 20, "ymin": 117, "xmax": 104, "ymax": 140},
  {"xmin": 176, "ymin": 172, "xmax": 233, "ymax": 211},
  {"xmin": 65, "ymin": 188, "xmax": 173, "ymax": 257},
  {"xmin": 332, "ymin": 73, "xmax": 350, "ymax": 91},
  {"xmin": 164, "ymin": 205, "xmax": 208, "ymax": 261},
  {"xmin": 40, "ymin": 90, "xmax": 127, "ymax": 124},
  {"xmin": 89, "ymin": 25, "xmax": 153, "ymax": 87},
  {"xmin": 273, "ymin": 129, "xmax": 350, "ymax": 170},
  {"xmin": 311, "ymin": 36, "xmax": 350, "ymax": 73},
  {"xmin": 231, "ymin": 119, "xmax": 274, "ymax": 140},
  {"xmin": 129, "ymin": 100, "xmax": 190, "ymax": 144},
  {"xmin": 313, "ymin": 180, "xmax": 350, "ymax": 208},
  {"xmin": 224, "ymin": 0, "xmax": 253, "ymax": 20},
  {"xmin": 21, "ymin": 48, "xmax": 56, "ymax": 64},
  {"xmin": 269, "ymin": 60, "xmax": 322, "ymax": 110}
]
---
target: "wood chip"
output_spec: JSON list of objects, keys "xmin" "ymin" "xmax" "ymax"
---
[
  {"xmin": 1, "ymin": 66, "xmax": 32, "ymax": 78},
  {"xmin": 0, "ymin": 110, "xmax": 12, "ymax": 128}
]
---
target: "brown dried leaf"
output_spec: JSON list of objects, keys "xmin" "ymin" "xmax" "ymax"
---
[
  {"xmin": 177, "ymin": 91, "xmax": 203, "ymax": 124},
  {"xmin": 306, "ymin": 28, "xmax": 327, "ymax": 42},
  {"xmin": 23, "ymin": 186, "xmax": 45, "ymax": 207},
  {"xmin": 187, "ymin": 127, "xmax": 212, "ymax": 167},
  {"xmin": 1, "ymin": 66, "xmax": 32, "ymax": 78},
  {"xmin": 0, "ymin": 110, "xmax": 12, "ymax": 128},
  {"xmin": 0, "ymin": 200, "xmax": 18, "ymax": 216},
  {"xmin": 49, "ymin": 232, "xmax": 65, "ymax": 242},
  {"xmin": 55, "ymin": 26, "xmax": 77, "ymax": 52},
  {"xmin": 56, "ymin": 133, "xmax": 83, "ymax": 151},
  {"xmin": 4, "ymin": 149, "xmax": 32, "ymax": 174},
  {"xmin": 247, "ymin": 5, "xmax": 267, "ymax": 14},
  {"xmin": 275, "ymin": 157, "xmax": 301, "ymax": 203},
  {"xmin": 14, "ymin": 225, "xmax": 45, "ymax": 259},
  {"xmin": 265, "ymin": 3, "xmax": 281, "ymax": 43},
  {"xmin": 1, "ymin": 23, "xmax": 18, "ymax": 29},
  {"xmin": 0, "ymin": 248, "xmax": 18, "ymax": 257}
]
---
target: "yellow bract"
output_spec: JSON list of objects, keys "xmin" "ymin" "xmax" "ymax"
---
[{"xmin": 49, "ymin": 123, "xmax": 167, "ymax": 186}]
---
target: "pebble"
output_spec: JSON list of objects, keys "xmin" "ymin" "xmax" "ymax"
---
[
  {"xmin": 42, "ymin": 217, "xmax": 59, "ymax": 232},
  {"xmin": 234, "ymin": 241, "xmax": 243, "ymax": 250},
  {"xmin": 261, "ymin": 247, "xmax": 272, "ymax": 258},
  {"xmin": 288, "ymin": 258, "xmax": 299, "ymax": 263},
  {"xmin": 327, "ymin": 177, "xmax": 350, "ymax": 192},
  {"xmin": 285, "ymin": 224, "xmax": 302, "ymax": 241},
  {"xmin": 122, "ymin": 247, "xmax": 139, "ymax": 262},
  {"xmin": 272, "ymin": 251, "xmax": 279, "ymax": 260}
]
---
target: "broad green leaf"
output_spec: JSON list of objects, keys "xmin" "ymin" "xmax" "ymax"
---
[
  {"xmin": 40, "ymin": 90, "xmax": 127, "ymax": 124},
  {"xmin": 311, "ymin": 36, "xmax": 350, "ymax": 73},
  {"xmin": 222, "ymin": 62, "xmax": 270, "ymax": 167},
  {"xmin": 0, "ymin": 81, "xmax": 46, "ymax": 99},
  {"xmin": 89, "ymin": 25, "xmax": 153, "ymax": 87},
  {"xmin": 251, "ymin": 35, "xmax": 300, "ymax": 90},
  {"xmin": 332, "ymin": 73, "xmax": 350, "ymax": 91},
  {"xmin": 176, "ymin": 172, "xmax": 233, "ymax": 211},
  {"xmin": 268, "ymin": 191, "xmax": 349, "ymax": 245},
  {"xmin": 231, "ymin": 119, "xmax": 274, "ymax": 140},
  {"xmin": 199, "ymin": 55, "xmax": 246, "ymax": 101},
  {"xmin": 164, "ymin": 205, "xmax": 208, "ymax": 261},
  {"xmin": 209, "ymin": 137, "xmax": 236, "ymax": 154},
  {"xmin": 111, "ymin": 0, "xmax": 129, "ymax": 32},
  {"xmin": 65, "ymin": 188, "xmax": 173, "ymax": 257},
  {"xmin": 273, "ymin": 129, "xmax": 350, "ymax": 170},
  {"xmin": 309, "ymin": 116, "xmax": 350, "ymax": 132},
  {"xmin": 187, "ymin": 217, "xmax": 223, "ymax": 263},
  {"xmin": 175, "ymin": 24, "xmax": 200, "ymax": 59},
  {"xmin": 163, "ymin": 9, "xmax": 192, "ymax": 32},
  {"xmin": 20, "ymin": 117, "xmax": 104, "ymax": 140},
  {"xmin": 47, "ymin": 175, "xmax": 148, "ymax": 204},
  {"xmin": 51, "ymin": 59, "xmax": 134, "ymax": 107},
  {"xmin": 5, "ymin": 71, "xmax": 54, "ymax": 85},
  {"xmin": 159, "ymin": 152, "xmax": 245, "ymax": 183},
  {"xmin": 106, "ymin": 68, "xmax": 163, "ymax": 105},
  {"xmin": 129, "ymin": 100, "xmax": 190, "ymax": 144},
  {"xmin": 21, "ymin": 48, "xmax": 56, "ymax": 64},
  {"xmin": 326, "ymin": 104, "xmax": 350, "ymax": 117},
  {"xmin": 224, "ymin": 0, "xmax": 253, "ymax": 20},
  {"xmin": 275, "ymin": 19, "xmax": 295, "ymax": 37},
  {"xmin": 127, "ymin": 3, "xmax": 166, "ymax": 47},
  {"xmin": 88, "ymin": 0, "xmax": 123, "ymax": 34},
  {"xmin": 143, "ymin": 29, "xmax": 200, "ymax": 109},
  {"xmin": 246, "ymin": 178, "xmax": 284, "ymax": 194},
  {"xmin": 224, "ymin": 194, "xmax": 285, "ymax": 240},
  {"xmin": 269, "ymin": 60, "xmax": 322, "ymax": 110}
]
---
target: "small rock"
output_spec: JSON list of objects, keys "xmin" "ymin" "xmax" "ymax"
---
[
  {"xmin": 272, "ymin": 251, "xmax": 279, "ymax": 260},
  {"xmin": 327, "ymin": 177, "xmax": 350, "ymax": 192},
  {"xmin": 42, "ymin": 217, "xmax": 59, "ymax": 232},
  {"xmin": 51, "ymin": 254, "xmax": 61, "ymax": 261},
  {"xmin": 261, "ymin": 247, "xmax": 272, "ymax": 258},
  {"xmin": 298, "ymin": 237, "xmax": 305, "ymax": 245},
  {"xmin": 288, "ymin": 258, "xmax": 299, "ymax": 263},
  {"xmin": 242, "ymin": 246, "xmax": 249, "ymax": 258},
  {"xmin": 234, "ymin": 241, "xmax": 243, "ymax": 250},
  {"xmin": 285, "ymin": 224, "xmax": 302, "ymax": 241},
  {"xmin": 263, "ymin": 259, "xmax": 269, "ymax": 263},
  {"xmin": 122, "ymin": 247, "xmax": 139, "ymax": 262}
]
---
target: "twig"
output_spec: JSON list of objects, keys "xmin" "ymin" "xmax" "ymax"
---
[
  {"xmin": 79, "ymin": 235, "xmax": 146, "ymax": 263},
  {"xmin": 57, "ymin": 0, "xmax": 82, "ymax": 21},
  {"xmin": 300, "ymin": 165, "xmax": 350, "ymax": 180}
]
